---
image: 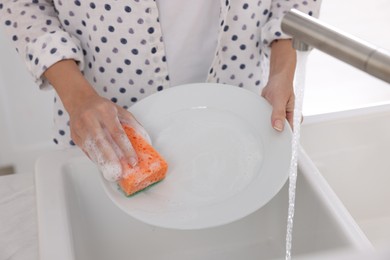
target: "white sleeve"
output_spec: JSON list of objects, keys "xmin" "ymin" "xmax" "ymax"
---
[
  {"xmin": 0, "ymin": 0, "xmax": 84, "ymax": 89},
  {"xmin": 261, "ymin": 0, "xmax": 322, "ymax": 46}
]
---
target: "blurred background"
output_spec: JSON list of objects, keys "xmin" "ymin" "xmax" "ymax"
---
[{"xmin": 0, "ymin": 0, "xmax": 390, "ymax": 174}]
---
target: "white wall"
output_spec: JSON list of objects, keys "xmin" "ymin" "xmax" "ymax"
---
[{"xmin": 0, "ymin": 28, "xmax": 56, "ymax": 173}]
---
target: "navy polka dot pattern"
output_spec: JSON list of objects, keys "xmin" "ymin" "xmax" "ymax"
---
[{"xmin": 0, "ymin": 0, "xmax": 321, "ymax": 147}]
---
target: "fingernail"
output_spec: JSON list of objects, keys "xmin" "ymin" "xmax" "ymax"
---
[
  {"xmin": 273, "ymin": 120, "xmax": 284, "ymax": 132},
  {"xmin": 129, "ymin": 157, "xmax": 138, "ymax": 167}
]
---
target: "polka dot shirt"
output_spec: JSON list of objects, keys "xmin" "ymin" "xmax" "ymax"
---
[{"xmin": 0, "ymin": 0, "xmax": 321, "ymax": 147}]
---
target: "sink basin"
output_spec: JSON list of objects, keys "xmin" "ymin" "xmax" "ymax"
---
[
  {"xmin": 35, "ymin": 148, "xmax": 370, "ymax": 260},
  {"xmin": 301, "ymin": 103, "xmax": 390, "ymax": 249}
]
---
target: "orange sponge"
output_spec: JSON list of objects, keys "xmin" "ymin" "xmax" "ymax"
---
[{"xmin": 118, "ymin": 125, "xmax": 168, "ymax": 196}]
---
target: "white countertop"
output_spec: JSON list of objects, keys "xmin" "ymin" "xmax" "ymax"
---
[{"xmin": 0, "ymin": 173, "xmax": 39, "ymax": 260}]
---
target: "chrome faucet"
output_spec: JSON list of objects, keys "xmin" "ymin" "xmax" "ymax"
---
[{"xmin": 281, "ymin": 9, "xmax": 390, "ymax": 84}]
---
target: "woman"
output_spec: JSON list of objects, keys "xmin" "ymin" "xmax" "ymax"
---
[{"xmin": 0, "ymin": 0, "xmax": 321, "ymax": 181}]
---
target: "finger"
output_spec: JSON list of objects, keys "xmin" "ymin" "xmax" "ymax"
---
[
  {"xmin": 104, "ymin": 117, "xmax": 138, "ymax": 167},
  {"xmin": 117, "ymin": 107, "xmax": 152, "ymax": 145},
  {"xmin": 285, "ymin": 97, "xmax": 295, "ymax": 130},
  {"xmin": 270, "ymin": 99, "xmax": 287, "ymax": 132},
  {"xmin": 286, "ymin": 110, "xmax": 294, "ymax": 130},
  {"xmin": 83, "ymin": 129, "xmax": 122, "ymax": 182}
]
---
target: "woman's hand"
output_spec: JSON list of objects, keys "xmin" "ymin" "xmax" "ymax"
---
[
  {"xmin": 261, "ymin": 39, "xmax": 296, "ymax": 131},
  {"xmin": 261, "ymin": 75, "xmax": 294, "ymax": 131},
  {"xmin": 68, "ymin": 94, "xmax": 150, "ymax": 182},
  {"xmin": 44, "ymin": 59, "xmax": 150, "ymax": 182}
]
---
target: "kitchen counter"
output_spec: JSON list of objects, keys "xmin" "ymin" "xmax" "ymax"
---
[{"xmin": 0, "ymin": 173, "xmax": 39, "ymax": 260}]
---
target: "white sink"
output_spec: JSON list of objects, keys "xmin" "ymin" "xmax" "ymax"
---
[
  {"xmin": 35, "ymin": 148, "xmax": 371, "ymax": 260},
  {"xmin": 301, "ymin": 103, "xmax": 390, "ymax": 249}
]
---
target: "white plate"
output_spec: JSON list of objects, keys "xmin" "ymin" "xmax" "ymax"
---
[{"xmin": 100, "ymin": 83, "xmax": 292, "ymax": 230}]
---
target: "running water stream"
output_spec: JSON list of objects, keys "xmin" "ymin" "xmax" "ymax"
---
[{"xmin": 285, "ymin": 50, "xmax": 310, "ymax": 260}]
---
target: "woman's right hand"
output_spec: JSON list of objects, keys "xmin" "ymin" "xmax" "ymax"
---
[
  {"xmin": 44, "ymin": 59, "xmax": 150, "ymax": 182},
  {"xmin": 68, "ymin": 94, "xmax": 150, "ymax": 182}
]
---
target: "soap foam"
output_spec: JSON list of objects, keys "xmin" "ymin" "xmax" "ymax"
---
[
  {"xmin": 83, "ymin": 135, "xmax": 122, "ymax": 182},
  {"xmin": 100, "ymin": 162, "xmax": 122, "ymax": 182},
  {"xmin": 149, "ymin": 161, "xmax": 161, "ymax": 172}
]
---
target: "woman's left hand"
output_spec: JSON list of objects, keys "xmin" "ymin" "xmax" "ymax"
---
[
  {"xmin": 261, "ymin": 74, "xmax": 295, "ymax": 132},
  {"xmin": 261, "ymin": 39, "xmax": 296, "ymax": 132}
]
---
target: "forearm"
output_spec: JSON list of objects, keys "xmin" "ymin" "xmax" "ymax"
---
[
  {"xmin": 268, "ymin": 39, "xmax": 296, "ymax": 83},
  {"xmin": 43, "ymin": 59, "xmax": 98, "ymax": 115}
]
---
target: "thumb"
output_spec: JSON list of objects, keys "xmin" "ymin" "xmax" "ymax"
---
[{"xmin": 270, "ymin": 100, "xmax": 287, "ymax": 132}]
